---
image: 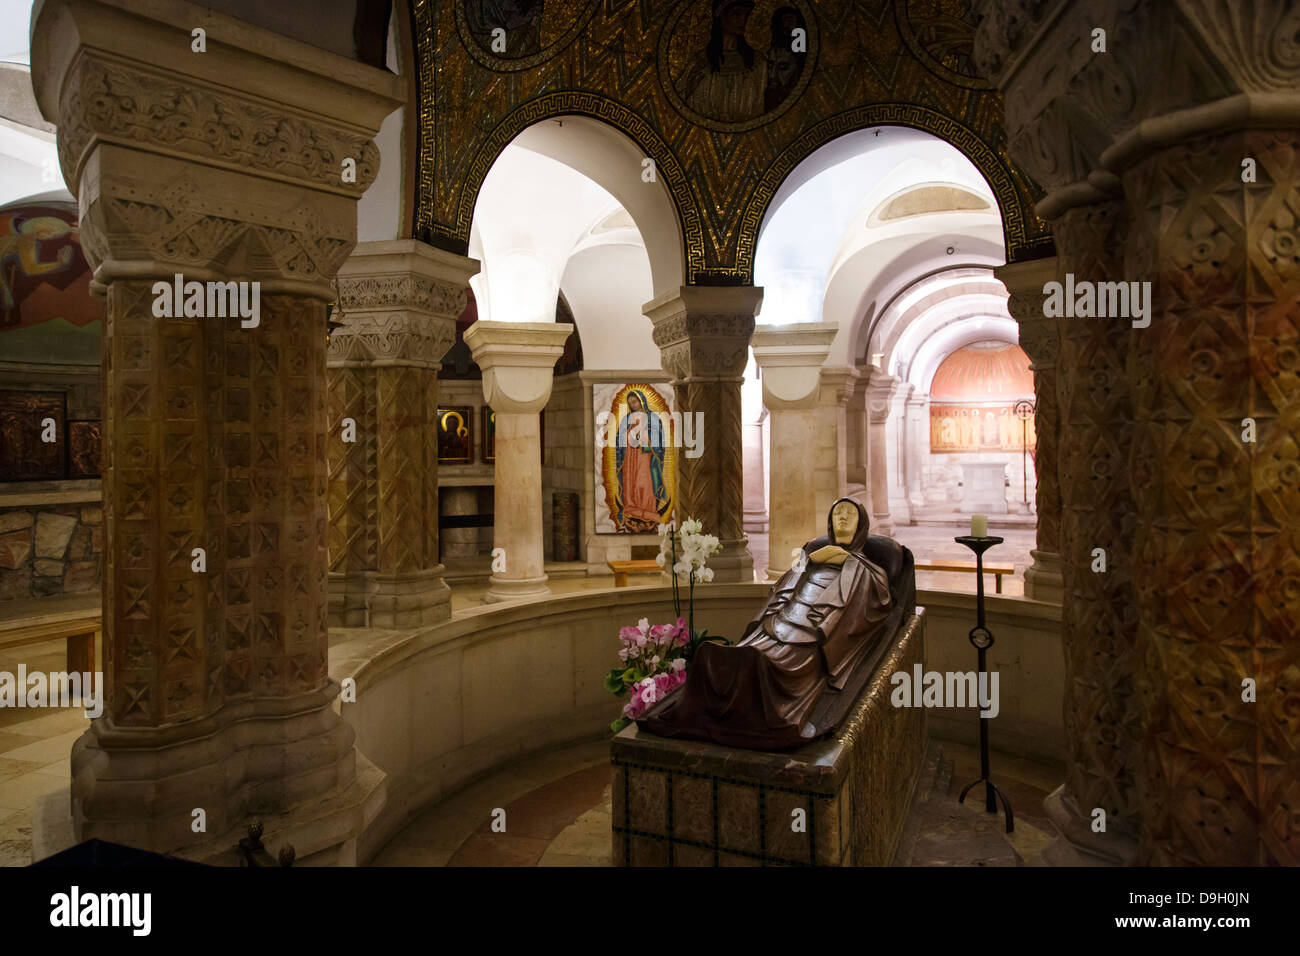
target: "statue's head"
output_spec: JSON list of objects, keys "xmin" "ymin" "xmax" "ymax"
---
[{"xmin": 827, "ymin": 497, "xmax": 870, "ymax": 548}]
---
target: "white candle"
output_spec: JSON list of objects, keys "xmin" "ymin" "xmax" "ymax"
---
[{"xmin": 971, "ymin": 514, "xmax": 988, "ymax": 537}]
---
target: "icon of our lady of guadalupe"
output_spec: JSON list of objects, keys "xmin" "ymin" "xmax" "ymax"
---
[{"xmin": 615, "ymin": 390, "xmax": 669, "ymax": 532}]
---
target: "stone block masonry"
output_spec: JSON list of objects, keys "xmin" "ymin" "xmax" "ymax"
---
[{"xmin": 0, "ymin": 501, "xmax": 102, "ymax": 600}]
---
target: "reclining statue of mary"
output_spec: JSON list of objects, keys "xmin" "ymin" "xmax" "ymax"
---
[{"xmin": 640, "ymin": 497, "xmax": 915, "ymax": 750}]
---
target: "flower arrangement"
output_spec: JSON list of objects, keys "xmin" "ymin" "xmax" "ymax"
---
[
  {"xmin": 603, "ymin": 617, "xmax": 690, "ymax": 732},
  {"xmin": 604, "ymin": 517, "xmax": 726, "ymax": 733}
]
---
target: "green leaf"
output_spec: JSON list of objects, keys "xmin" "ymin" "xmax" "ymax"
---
[{"xmin": 610, "ymin": 717, "xmax": 631, "ymax": 734}]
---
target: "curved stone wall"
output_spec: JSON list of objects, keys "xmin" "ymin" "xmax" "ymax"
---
[{"xmin": 331, "ymin": 582, "xmax": 1063, "ymax": 862}]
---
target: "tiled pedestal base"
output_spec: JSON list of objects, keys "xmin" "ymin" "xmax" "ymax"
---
[{"xmin": 611, "ymin": 610, "xmax": 926, "ymax": 866}]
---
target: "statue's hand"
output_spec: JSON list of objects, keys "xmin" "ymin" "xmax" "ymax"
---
[{"xmin": 806, "ymin": 545, "xmax": 850, "ymax": 566}]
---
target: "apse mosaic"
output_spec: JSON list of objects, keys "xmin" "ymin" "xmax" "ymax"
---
[
  {"xmin": 927, "ymin": 343, "xmax": 1035, "ymax": 453},
  {"xmin": 929, "ymin": 404, "xmax": 1035, "ymax": 453},
  {"xmin": 593, "ymin": 382, "xmax": 677, "ymax": 534}
]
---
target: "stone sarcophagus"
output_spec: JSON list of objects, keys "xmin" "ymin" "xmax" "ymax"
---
[
  {"xmin": 613, "ymin": 498, "xmax": 926, "ymax": 865},
  {"xmin": 611, "ymin": 609, "xmax": 926, "ymax": 866}
]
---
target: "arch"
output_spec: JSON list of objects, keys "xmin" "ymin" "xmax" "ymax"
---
[
  {"xmin": 741, "ymin": 105, "xmax": 1048, "ymax": 282},
  {"xmin": 447, "ymin": 94, "xmax": 693, "ymax": 295},
  {"xmin": 906, "ymin": 319, "xmax": 1021, "ymax": 395}
]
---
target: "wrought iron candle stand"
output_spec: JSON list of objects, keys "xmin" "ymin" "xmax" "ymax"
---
[{"xmin": 954, "ymin": 534, "xmax": 1014, "ymax": 833}]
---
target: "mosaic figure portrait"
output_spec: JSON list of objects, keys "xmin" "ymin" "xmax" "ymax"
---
[
  {"xmin": 595, "ymin": 384, "xmax": 677, "ymax": 534},
  {"xmin": 464, "ymin": 0, "xmax": 545, "ymax": 59},
  {"xmin": 671, "ymin": 0, "xmax": 809, "ymax": 125}
]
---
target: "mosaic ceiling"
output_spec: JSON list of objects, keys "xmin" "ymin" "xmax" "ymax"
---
[{"xmin": 411, "ymin": 0, "xmax": 1052, "ymax": 284}]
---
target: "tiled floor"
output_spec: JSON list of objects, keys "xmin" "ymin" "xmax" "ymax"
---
[
  {"xmin": 371, "ymin": 738, "xmax": 613, "ymax": 867},
  {"xmin": 370, "ymin": 735, "xmax": 1074, "ymax": 867},
  {"xmin": 0, "ymin": 636, "xmax": 90, "ymax": 867}
]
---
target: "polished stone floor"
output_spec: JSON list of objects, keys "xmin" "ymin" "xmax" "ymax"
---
[
  {"xmin": 0, "ymin": 636, "xmax": 87, "ymax": 867},
  {"xmin": 372, "ymin": 734, "xmax": 1078, "ymax": 867}
]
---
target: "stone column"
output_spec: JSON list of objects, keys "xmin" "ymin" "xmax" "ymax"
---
[
  {"xmin": 645, "ymin": 287, "xmax": 762, "ymax": 583},
  {"xmin": 751, "ymin": 323, "xmax": 836, "ymax": 579},
  {"xmin": 865, "ymin": 372, "xmax": 898, "ymax": 536},
  {"xmin": 1047, "ymin": 202, "xmax": 1141, "ymax": 861},
  {"xmin": 463, "ymin": 321, "xmax": 572, "ymax": 603},
  {"xmin": 972, "ymin": 0, "xmax": 1300, "ymax": 865},
  {"xmin": 815, "ymin": 367, "xmax": 860, "ymax": 520},
  {"xmin": 30, "ymin": 0, "xmax": 402, "ymax": 857},
  {"xmin": 844, "ymin": 374, "xmax": 868, "ymax": 490},
  {"xmin": 1124, "ymin": 129, "xmax": 1300, "ymax": 866},
  {"xmin": 741, "ymin": 415, "xmax": 768, "ymax": 534},
  {"xmin": 905, "ymin": 390, "xmax": 928, "ymax": 511},
  {"xmin": 998, "ymin": 257, "xmax": 1064, "ymax": 603},
  {"xmin": 328, "ymin": 241, "xmax": 474, "ymax": 627},
  {"xmin": 741, "ymin": 357, "xmax": 769, "ymax": 534},
  {"xmin": 888, "ymin": 383, "xmax": 914, "ymax": 526}
]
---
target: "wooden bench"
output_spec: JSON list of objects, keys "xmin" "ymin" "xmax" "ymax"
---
[
  {"xmin": 608, "ymin": 559, "xmax": 665, "ymax": 588},
  {"xmin": 0, "ymin": 612, "xmax": 100, "ymax": 686},
  {"xmin": 914, "ymin": 560, "xmax": 1015, "ymax": 594}
]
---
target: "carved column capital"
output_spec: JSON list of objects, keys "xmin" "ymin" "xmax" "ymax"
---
[
  {"xmin": 818, "ymin": 365, "xmax": 862, "ymax": 409},
  {"xmin": 975, "ymin": 0, "xmax": 1300, "ymax": 220},
  {"xmin": 751, "ymin": 323, "xmax": 836, "ymax": 410},
  {"xmin": 644, "ymin": 286, "xmax": 762, "ymax": 381},
  {"xmin": 865, "ymin": 372, "xmax": 899, "ymax": 423},
  {"xmin": 464, "ymin": 321, "xmax": 573, "ymax": 414},
  {"xmin": 997, "ymin": 256, "xmax": 1060, "ymax": 370},
  {"xmin": 31, "ymin": 0, "xmax": 404, "ymax": 294},
  {"xmin": 330, "ymin": 241, "xmax": 477, "ymax": 369}
]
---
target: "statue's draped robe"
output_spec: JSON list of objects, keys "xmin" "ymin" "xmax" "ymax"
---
[{"xmin": 643, "ymin": 499, "xmax": 894, "ymax": 750}]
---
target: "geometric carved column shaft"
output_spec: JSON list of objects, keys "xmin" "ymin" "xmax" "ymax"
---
[
  {"xmin": 751, "ymin": 323, "xmax": 835, "ymax": 580},
  {"xmin": 463, "ymin": 321, "xmax": 573, "ymax": 604},
  {"xmin": 975, "ymin": 0, "xmax": 1300, "ymax": 866},
  {"xmin": 327, "ymin": 241, "xmax": 475, "ymax": 627},
  {"xmin": 1050, "ymin": 202, "xmax": 1141, "ymax": 856},
  {"xmin": 645, "ymin": 287, "xmax": 763, "ymax": 583},
  {"xmin": 1126, "ymin": 131, "xmax": 1300, "ymax": 866},
  {"xmin": 865, "ymin": 371, "xmax": 898, "ymax": 537},
  {"xmin": 31, "ymin": 0, "xmax": 402, "ymax": 856},
  {"xmin": 997, "ymin": 256, "xmax": 1064, "ymax": 603}
]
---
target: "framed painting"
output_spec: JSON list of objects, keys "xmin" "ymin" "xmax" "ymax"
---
[
  {"xmin": 482, "ymin": 407, "xmax": 495, "ymax": 463},
  {"xmin": 437, "ymin": 406, "xmax": 473, "ymax": 463},
  {"xmin": 592, "ymin": 383, "xmax": 677, "ymax": 534}
]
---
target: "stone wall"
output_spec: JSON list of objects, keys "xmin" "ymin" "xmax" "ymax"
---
[
  {"xmin": 0, "ymin": 481, "xmax": 102, "ymax": 600},
  {"xmin": 541, "ymin": 373, "xmax": 585, "ymax": 561}
]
